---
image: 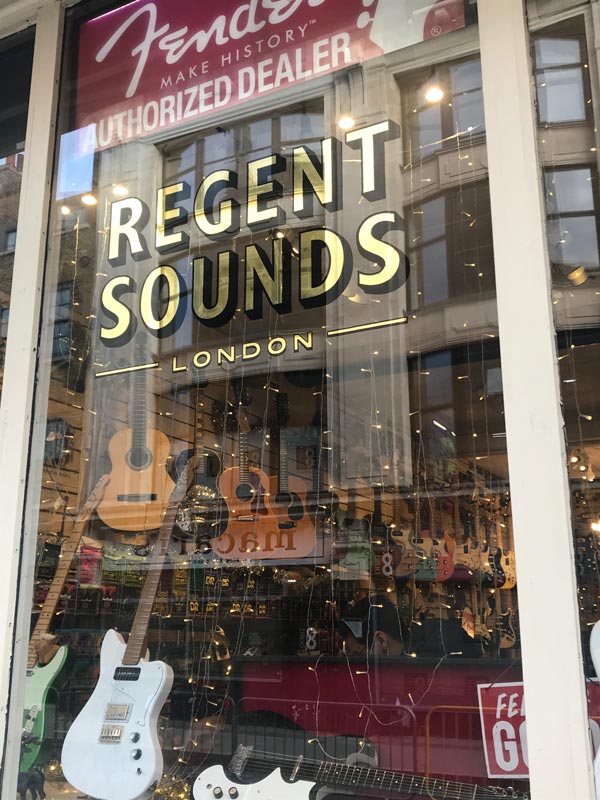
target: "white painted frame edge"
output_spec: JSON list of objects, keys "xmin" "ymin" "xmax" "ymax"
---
[
  {"xmin": 0, "ymin": 1, "xmax": 64, "ymax": 797},
  {"xmin": 479, "ymin": 1, "xmax": 595, "ymax": 798}
]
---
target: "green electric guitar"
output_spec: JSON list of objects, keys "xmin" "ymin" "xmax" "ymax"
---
[{"xmin": 20, "ymin": 476, "xmax": 108, "ymax": 772}]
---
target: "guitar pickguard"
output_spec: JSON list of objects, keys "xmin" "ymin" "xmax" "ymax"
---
[{"xmin": 193, "ymin": 765, "xmax": 313, "ymax": 800}]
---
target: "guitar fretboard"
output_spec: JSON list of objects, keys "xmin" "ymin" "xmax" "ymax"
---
[
  {"xmin": 122, "ymin": 472, "xmax": 189, "ymax": 665},
  {"xmin": 194, "ymin": 397, "xmax": 206, "ymax": 481},
  {"xmin": 28, "ymin": 476, "xmax": 108, "ymax": 669},
  {"xmin": 131, "ymin": 359, "xmax": 148, "ymax": 459}
]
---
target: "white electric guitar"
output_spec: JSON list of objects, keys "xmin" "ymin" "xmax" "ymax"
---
[
  {"xmin": 61, "ymin": 471, "xmax": 189, "ymax": 800},
  {"xmin": 193, "ymin": 746, "xmax": 530, "ymax": 800}
]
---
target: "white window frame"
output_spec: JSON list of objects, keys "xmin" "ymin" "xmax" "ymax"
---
[{"xmin": 0, "ymin": 2, "xmax": 595, "ymax": 798}]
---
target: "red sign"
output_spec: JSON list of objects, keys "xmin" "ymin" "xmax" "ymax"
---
[
  {"xmin": 478, "ymin": 680, "xmax": 600, "ymax": 779},
  {"xmin": 477, "ymin": 682, "xmax": 528, "ymax": 779},
  {"xmin": 75, "ymin": 0, "xmax": 466, "ymax": 150}
]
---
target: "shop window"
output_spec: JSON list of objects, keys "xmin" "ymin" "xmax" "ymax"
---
[
  {"xmin": 12, "ymin": 3, "xmax": 529, "ymax": 800},
  {"xmin": 0, "ymin": 31, "xmax": 34, "ymax": 402},
  {"xmin": 533, "ymin": 11, "xmax": 600, "ymax": 798}
]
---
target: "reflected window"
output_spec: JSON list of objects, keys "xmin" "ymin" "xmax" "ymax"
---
[
  {"xmin": 533, "ymin": 25, "xmax": 590, "ymax": 124},
  {"xmin": 545, "ymin": 166, "xmax": 600, "ymax": 284},
  {"xmin": 402, "ymin": 57, "xmax": 485, "ymax": 160}
]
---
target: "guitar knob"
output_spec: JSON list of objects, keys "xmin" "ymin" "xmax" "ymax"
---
[
  {"xmin": 213, "ymin": 788, "xmax": 223, "ymax": 798},
  {"xmin": 229, "ymin": 790, "xmax": 239, "ymax": 799},
  {"xmin": 130, "ymin": 732, "xmax": 140, "ymax": 743},
  {"xmin": 130, "ymin": 749, "xmax": 142, "ymax": 760}
]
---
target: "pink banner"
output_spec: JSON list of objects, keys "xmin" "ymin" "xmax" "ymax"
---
[{"xmin": 75, "ymin": 0, "xmax": 466, "ymax": 150}]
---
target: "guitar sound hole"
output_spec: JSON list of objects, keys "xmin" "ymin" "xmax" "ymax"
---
[
  {"xmin": 127, "ymin": 448, "xmax": 152, "ymax": 471},
  {"xmin": 236, "ymin": 482, "xmax": 255, "ymax": 502}
]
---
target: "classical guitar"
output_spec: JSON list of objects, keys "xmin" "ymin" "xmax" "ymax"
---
[
  {"xmin": 212, "ymin": 411, "xmax": 287, "ymax": 560},
  {"xmin": 97, "ymin": 348, "xmax": 175, "ymax": 531},
  {"xmin": 20, "ymin": 476, "xmax": 109, "ymax": 773},
  {"xmin": 268, "ymin": 393, "xmax": 316, "ymax": 552},
  {"xmin": 61, "ymin": 472, "xmax": 188, "ymax": 800},
  {"xmin": 174, "ymin": 390, "xmax": 228, "ymax": 549},
  {"xmin": 193, "ymin": 745, "xmax": 530, "ymax": 800}
]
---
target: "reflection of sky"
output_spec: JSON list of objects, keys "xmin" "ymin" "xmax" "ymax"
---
[{"xmin": 56, "ymin": 127, "xmax": 95, "ymax": 200}]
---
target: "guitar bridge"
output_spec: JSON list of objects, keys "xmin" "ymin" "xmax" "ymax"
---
[{"xmin": 99, "ymin": 724, "xmax": 124, "ymax": 743}]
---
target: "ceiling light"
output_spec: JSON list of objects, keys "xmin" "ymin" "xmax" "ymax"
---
[
  {"xmin": 338, "ymin": 115, "xmax": 356, "ymax": 130},
  {"xmin": 81, "ymin": 194, "xmax": 97, "ymax": 206},
  {"xmin": 60, "ymin": 205, "xmax": 71, "ymax": 215},
  {"xmin": 112, "ymin": 184, "xmax": 128, "ymax": 197},
  {"xmin": 425, "ymin": 85, "xmax": 444, "ymax": 104}
]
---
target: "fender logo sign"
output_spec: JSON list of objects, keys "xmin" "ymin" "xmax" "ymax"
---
[{"xmin": 76, "ymin": 0, "xmax": 465, "ymax": 151}]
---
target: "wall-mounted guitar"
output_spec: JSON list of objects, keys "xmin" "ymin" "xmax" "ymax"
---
[
  {"xmin": 268, "ymin": 392, "xmax": 315, "ymax": 551},
  {"xmin": 193, "ymin": 745, "xmax": 530, "ymax": 800},
  {"xmin": 334, "ymin": 483, "xmax": 371, "ymax": 580},
  {"xmin": 174, "ymin": 389, "xmax": 228, "ymax": 550},
  {"xmin": 211, "ymin": 407, "xmax": 282, "ymax": 560},
  {"xmin": 387, "ymin": 490, "xmax": 418, "ymax": 578},
  {"xmin": 62, "ymin": 472, "xmax": 188, "ymax": 800},
  {"xmin": 97, "ymin": 344, "xmax": 175, "ymax": 531},
  {"xmin": 20, "ymin": 476, "xmax": 109, "ymax": 772}
]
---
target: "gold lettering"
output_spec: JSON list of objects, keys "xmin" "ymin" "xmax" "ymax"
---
[
  {"xmin": 293, "ymin": 332, "xmax": 313, "ymax": 352},
  {"xmin": 217, "ymin": 346, "xmax": 235, "ymax": 364},
  {"xmin": 293, "ymin": 138, "xmax": 337, "ymax": 215},
  {"xmin": 139, "ymin": 265, "xmax": 181, "ymax": 330},
  {"xmin": 100, "ymin": 276, "xmax": 133, "ymax": 341},
  {"xmin": 193, "ymin": 351, "xmax": 211, "ymax": 368},
  {"xmin": 242, "ymin": 342, "xmax": 261, "ymax": 360},
  {"xmin": 193, "ymin": 169, "xmax": 239, "ymax": 237},
  {"xmin": 172, "ymin": 355, "xmax": 187, "ymax": 372},
  {"xmin": 156, "ymin": 182, "xmax": 188, "ymax": 251},
  {"xmin": 247, "ymin": 154, "xmax": 284, "ymax": 227},
  {"xmin": 300, "ymin": 228, "xmax": 349, "ymax": 305},
  {"xmin": 267, "ymin": 337, "xmax": 286, "ymax": 356}
]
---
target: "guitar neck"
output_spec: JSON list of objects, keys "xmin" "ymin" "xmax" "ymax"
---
[
  {"xmin": 123, "ymin": 474, "xmax": 188, "ymax": 665},
  {"xmin": 372, "ymin": 484, "xmax": 383, "ymax": 526},
  {"xmin": 28, "ymin": 476, "xmax": 108, "ymax": 669},
  {"xmin": 194, "ymin": 396, "xmax": 206, "ymax": 480},
  {"xmin": 132, "ymin": 361, "xmax": 148, "ymax": 455},
  {"xmin": 237, "ymin": 751, "xmax": 516, "ymax": 800}
]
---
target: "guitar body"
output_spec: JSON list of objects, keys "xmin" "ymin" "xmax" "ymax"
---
[
  {"xmin": 389, "ymin": 530, "xmax": 418, "ymax": 577},
  {"xmin": 214, "ymin": 467, "xmax": 316, "ymax": 559},
  {"xmin": 62, "ymin": 629, "xmax": 173, "ymax": 800},
  {"xmin": 268, "ymin": 475, "xmax": 317, "ymax": 551},
  {"xmin": 97, "ymin": 428, "xmax": 175, "ymax": 532},
  {"xmin": 20, "ymin": 646, "xmax": 70, "ymax": 772},
  {"xmin": 194, "ymin": 765, "xmax": 313, "ymax": 800},
  {"xmin": 412, "ymin": 532, "xmax": 438, "ymax": 581},
  {"xmin": 501, "ymin": 549, "xmax": 517, "ymax": 589},
  {"xmin": 335, "ymin": 511, "xmax": 371, "ymax": 579},
  {"xmin": 433, "ymin": 533, "xmax": 455, "ymax": 581}
]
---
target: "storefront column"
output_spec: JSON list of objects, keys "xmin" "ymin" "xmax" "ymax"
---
[
  {"xmin": 479, "ymin": 0, "xmax": 595, "ymax": 797},
  {"xmin": 0, "ymin": 1, "xmax": 63, "ymax": 793}
]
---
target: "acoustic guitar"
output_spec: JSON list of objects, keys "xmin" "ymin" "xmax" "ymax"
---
[
  {"xmin": 334, "ymin": 484, "xmax": 371, "ymax": 580},
  {"xmin": 174, "ymin": 390, "xmax": 228, "ymax": 549},
  {"xmin": 97, "ymin": 348, "xmax": 175, "ymax": 532},
  {"xmin": 212, "ymin": 411, "xmax": 287, "ymax": 560},
  {"xmin": 268, "ymin": 393, "xmax": 316, "ymax": 553}
]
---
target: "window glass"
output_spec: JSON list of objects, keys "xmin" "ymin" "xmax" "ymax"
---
[
  {"xmin": 14, "ymin": 3, "xmax": 532, "ymax": 800},
  {"xmin": 531, "ymin": 8, "xmax": 600, "ymax": 794},
  {"xmin": 0, "ymin": 33, "xmax": 34, "ymax": 397}
]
